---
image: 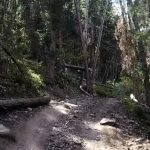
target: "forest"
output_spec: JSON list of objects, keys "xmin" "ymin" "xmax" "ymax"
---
[{"xmin": 0, "ymin": 0, "xmax": 150, "ymax": 150}]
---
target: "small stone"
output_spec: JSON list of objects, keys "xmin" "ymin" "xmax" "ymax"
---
[
  {"xmin": 14, "ymin": 115, "xmax": 18, "ymax": 119},
  {"xmin": 64, "ymin": 104, "xmax": 71, "ymax": 110},
  {"xmin": 0, "ymin": 124, "xmax": 10, "ymax": 134},
  {"xmin": 135, "ymin": 138, "xmax": 144, "ymax": 142},
  {"xmin": 95, "ymin": 136, "xmax": 101, "ymax": 141},
  {"xmin": 100, "ymin": 118, "xmax": 117, "ymax": 126},
  {"xmin": 138, "ymin": 145, "xmax": 143, "ymax": 149},
  {"xmin": 27, "ymin": 108, "xmax": 32, "ymax": 111},
  {"xmin": 89, "ymin": 114, "xmax": 96, "ymax": 118}
]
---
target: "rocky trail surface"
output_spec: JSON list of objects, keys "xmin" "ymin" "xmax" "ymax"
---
[{"xmin": 0, "ymin": 96, "xmax": 149, "ymax": 150}]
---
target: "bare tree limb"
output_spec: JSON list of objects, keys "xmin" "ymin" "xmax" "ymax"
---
[
  {"xmin": 0, "ymin": 40, "xmax": 23, "ymax": 74},
  {"xmin": 92, "ymin": 0, "xmax": 108, "ymax": 81},
  {"xmin": 0, "ymin": 97, "xmax": 50, "ymax": 110}
]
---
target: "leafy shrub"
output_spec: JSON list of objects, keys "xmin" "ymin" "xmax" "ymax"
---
[
  {"xmin": 55, "ymin": 73, "xmax": 78, "ymax": 89},
  {"xmin": 93, "ymin": 84, "xmax": 113, "ymax": 97},
  {"xmin": 122, "ymin": 97, "xmax": 147, "ymax": 119},
  {"xmin": 111, "ymin": 76, "xmax": 133, "ymax": 98},
  {"xmin": 9, "ymin": 59, "xmax": 44, "ymax": 94}
]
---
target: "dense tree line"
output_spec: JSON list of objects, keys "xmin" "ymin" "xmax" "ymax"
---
[{"xmin": 0, "ymin": 0, "xmax": 150, "ymax": 107}]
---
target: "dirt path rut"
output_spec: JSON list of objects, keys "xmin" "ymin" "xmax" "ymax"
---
[{"xmin": 0, "ymin": 96, "xmax": 149, "ymax": 150}]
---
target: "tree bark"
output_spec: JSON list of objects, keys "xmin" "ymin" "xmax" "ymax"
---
[
  {"xmin": 119, "ymin": 0, "xmax": 128, "ymax": 23},
  {"xmin": 92, "ymin": 0, "xmax": 108, "ymax": 83},
  {"xmin": 74, "ymin": 0, "xmax": 108, "ymax": 93},
  {"xmin": 74, "ymin": 0, "xmax": 92, "ymax": 93},
  {"xmin": 64, "ymin": 63, "xmax": 85, "ymax": 71}
]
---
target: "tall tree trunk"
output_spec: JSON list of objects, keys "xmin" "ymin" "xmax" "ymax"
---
[
  {"xmin": 74, "ymin": 0, "xmax": 92, "ymax": 93},
  {"xmin": 119, "ymin": 0, "xmax": 128, "ymax": 23},
  {"xmin": 46, "ymin": 30, "xmax": 56, "ymax": 84},
  {"xmin": 138, "ymin": 40, "xmax": 150, "ymax": 106},
  {"xmin": 127, "ymin": 0, "xmax": 150, "ymax": 106},
  {"xmin": 74, "ymin": 0, "xmax": 108, "ymax": 93},
  {"xmin": 92, "ymin": 0, "xmax": 108, "ymax": 84}
]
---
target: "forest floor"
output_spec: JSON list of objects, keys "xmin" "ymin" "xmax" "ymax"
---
[{"xmin": 0, "ymin": 95, "xmax": 149, "ymax": 150}]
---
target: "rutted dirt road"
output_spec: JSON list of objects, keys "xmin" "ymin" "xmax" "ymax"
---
[{"xmin": 0, "ymin": 96, "xmax": 149, "ymax": 150}]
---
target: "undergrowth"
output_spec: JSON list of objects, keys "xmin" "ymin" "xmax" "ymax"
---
[{"xmin": 94, "ymin": 76, "xmax": 150, "ymax": 122}]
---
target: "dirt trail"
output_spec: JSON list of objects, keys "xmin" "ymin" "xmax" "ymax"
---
[{"xmin": 0, "ymin": 96, "xmax": 149, "ymax": 150}]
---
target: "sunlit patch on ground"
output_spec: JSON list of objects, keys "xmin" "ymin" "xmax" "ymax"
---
[
  {"xmin": 50, "ymin": 100, "xmax": 79, "ymax": 115},
  {"xmin": 52, "ymin": 105, "xmax": 69, "ymax": 114},
  {"xmin": 83, "ymin": 121, "xmax": 125, "ymax": 149},
  {"xmin": 50, "ymin": 101, "xmax": 70, "ymax": 115},
  {"xmin": 66, "ymin": 133, "xmax": 83, "ymax": 144},
  {"xmin": 67, "ymin": 133, "xmax": 110, "ymax": 150}
]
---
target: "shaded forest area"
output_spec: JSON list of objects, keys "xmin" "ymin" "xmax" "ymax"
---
[
  {"xmin": 1, "ymin": 0, "xmax": 150, "ymax": 105},
  {"xmin": 0, "ymin": 0, "xmax": 120, "ymax": 97},
  {"xmin": 0, "ymin": 0, "xmax": 150, "ymax": 149}
]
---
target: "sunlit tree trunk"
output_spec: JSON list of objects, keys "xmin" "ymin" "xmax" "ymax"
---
[{"xmin": 74, "ymin": 0, "xmax": 109, "ymax": 93}]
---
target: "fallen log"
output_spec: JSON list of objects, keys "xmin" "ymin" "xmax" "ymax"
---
[
  {"xmin": 0, "ymin": 97, "xmax": 50, "ymax": 109},
  {"xmin": 64, "ymin": 63, "xmax": 85, "ymax": 71},
  {"xmin": 64, "ymin": 64, "xmax": 93, "ymax": 72}
]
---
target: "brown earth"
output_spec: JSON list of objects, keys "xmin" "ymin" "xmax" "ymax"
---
[{"xmin": 0, "ymin": 96, "xmax": 149, "ymax": 150}]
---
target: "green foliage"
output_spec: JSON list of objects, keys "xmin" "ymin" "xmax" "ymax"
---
[
  {"xmin": 122, "ymin": 97, "xmax": 139, "ymax": 112},
  {"xmin": 94, "ymin": 76, "xmax": 133, "ymax": 98},
  {"xmin": 9, "ymin": 59, "xmax": 44, "ymax": 93},
  {"xmin": 26, "ymin": 68, "xmax": 44, "ymax": 90},
  {"xmin": 93, "ymin": 84, "xmax": 113, "ymax": 97},
  {"xmin": 111, "ymin": 77, "xmax": 133, "ymax": 98},
  {"xmin": 122, "ymin": 97, "xmax": 148, "ymax": 119},
  {"xmin": 55, "ymin": 72, "xmax": 78, "ymax": 89}
]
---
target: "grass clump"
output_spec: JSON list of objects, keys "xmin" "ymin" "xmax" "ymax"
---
[{"xmin": 93, "ymin": 84, "xmax": 113, "ymax": 97}]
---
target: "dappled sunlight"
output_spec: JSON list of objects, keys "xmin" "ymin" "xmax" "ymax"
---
[
  {"xmin": 83, "ymin": 139, "xmax": 109, "ymax": 150},
  {"xmin": 51, "ymin": 102, "xmax": 70, "ymax": 115},
  {"xmin": 41, "ymin": 110, "xmax": 58, "ymax": 122},
  {"xmin": 64, "ymin": 102, "xmax": 78, "ymax": 108},
  {"xmin": 50, "ymin": 100, "xmax": 79, "ymax": 115},
  {"xmin": 84, "ymin": 121, "xmax": 101, "ymax": 131},
  {"xmin": 52, "ymin": 105, "xmax": 69, "ymax": 114},
  {"xmin": 26, "ymin": 142, "xmax": 41, "ymax": 150},
  {"xmin": 66, "ymin": 133, "xmax": 105, "ymax": 150},
  {"xmin": 66, "ymin": 130, "xmax": 123, "ymax": 150},
  {"xmin": 83, "ymin": 121, "xmax": 125, "ymax": 149},
  {"xmin": 66, "ymin": 133, "xmax": 83, "ymax": 144}
]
